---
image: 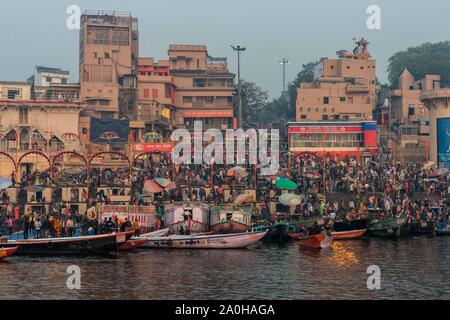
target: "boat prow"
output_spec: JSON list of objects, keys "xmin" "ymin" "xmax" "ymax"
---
[
  {"xmin": 332, "ymin": 229, "xmax": 367, "ymax": 240},
  {"xmin": 0, "ymin": 246, "xmax": 18, "ymax": 260},
  {"xmin": 298, "ymin": 233, "xmax": 333, "ymax": 250}
]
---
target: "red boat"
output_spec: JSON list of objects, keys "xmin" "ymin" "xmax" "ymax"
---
[
  {"xmin": 119, "ymin": 239, "xmax": 146, "ymax": 251},
  {"xmin": 331, "ymin": 229, "xmax": 367, "ymax": 240},
  {"xmin": 0, "ymin": 246, "xmax": 18, "ymax": 260},
  {"xmin": 297, "ymin": 233, "xmax": 333, "ymax": 250}
]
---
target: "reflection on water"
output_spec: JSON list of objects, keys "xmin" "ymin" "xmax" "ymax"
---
[{"xmin": 1, "ymin": 237, "xmax": 449, "ymax": 300}]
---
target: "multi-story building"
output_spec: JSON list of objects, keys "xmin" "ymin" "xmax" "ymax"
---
[
  {"xmin": 387, "ymin": 69, "xmax": 438, "ymax": 163},
  {"xmin": 135, "ymin": 57, "xmax": 176, "ymax": 140},
  {"xmin": 296, "ymin": 38, "xmax": 376, "ymax": 122},
  {"xmin": 168, "ymin": 45, "xmax": 236, "ymax": 131},
  {"xmin": 79, "ymin": 11, "xmax": 139, "ymax": 120},
  {"xmin": 27, "ymin": 66, "xmax": 70, "ymax": 87},
  {"xmin": 0, "ymin": 81, "xmax": 84, "ymax": 177}
]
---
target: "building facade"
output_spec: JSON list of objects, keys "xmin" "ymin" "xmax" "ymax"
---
[
  {"xmin": 27, "ymin": 66, "xmax": 70, "ymax": 87},
  {"xmin": 168, "ymin": 45, "xmax": 236, "ymax": 131},
  {"xmin": 296, "ymin": 38, "xmax": 376, "ymax": 122}
]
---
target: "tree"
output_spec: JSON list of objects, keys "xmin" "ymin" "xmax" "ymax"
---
[
  {"xmin": 388, "ymin": 42, "xmax": 450, "ymax": 88},
  {"xmin": 240, "ymin": 80, "xmax": 269, "ymax": 127}
]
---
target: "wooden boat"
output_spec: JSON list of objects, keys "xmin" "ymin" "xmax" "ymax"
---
[
  {"xmin": 252, "ymin": 222, "xmax": 295, "ymax": 242},
  {"xmin": 0, "ymin": 246, "xmax": 18, "ymax": 260},
  {"xmin": 210, "ymin": 206, "xmax": 252, "ymax": 234},
  {"xmin": 119, "ymin": 239, "xmax": 146, "ymax": 251},
  {"xmin": 297, "ymin": 233, "xmax": 333, "ymax": 250},
  {"xmin": 0, "ymin": 232, "xmax": 133, "ymax": 255},
  {"xmin": 409, "ymin": 221, "xmax": 437, "ymax": 236},
  {"xmin": 333, "ymin": 219, "xmax": 368, "ymax": 232},
  {"xmin": 437, "ymin": 222, "xmax": 450, "ymax": 235},
  {"xmin": 140, "ymin": 228, "xmax": 170, "ymax": 238},
  {"xmin": 291, "ymin": 217, "xmax": 325, "ymax": 230},
  {"xmin": 368, "ymin": 216, "xmax": 407, "ymax": 238},
  {"xmin": 165, "ymin": 202, "xmax": 210, "ymax": 234},
  {"xmin": 331, "ymin": 229, "xmax": 367, "ymax": 240},
  {"xmin": 140, "ymin": 230, "xmax": 268, "ymax": 249}
]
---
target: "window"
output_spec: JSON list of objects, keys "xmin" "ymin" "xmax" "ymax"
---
[
  {"xmin": 7, "ymin": 89, "xmax": 20, "ymax": 99},
  {"xmin": 183, "ymin": 96, "xmax": 193, "ymax": 104},
  {"xmin": 322, "ymin": 115, "xmax": 329, "ymax": 120},
  {"xmin": 46, "ymin": 77, "xmax": 52, "ymax": 83},
  {"xmin": 92, "ymin": 52, "xmax": 97, "ymax": 59},
  {"xmin": 61, "ymin": 78, "xmax": 67, "ymax": 84},
  {"xmin": 301, "ymin": 115, "xmax": 307, "ymax": 120},
  {"xmin": 347, "ymin": 66, "xmax": 350, "ymax": 69},
  {"xmin": 152, "ymin": 89, "xmax": 158, "ymax": 99},
  {"xmin": 323, "ymin": 108, "xmax": 327, "ymax": 112},
  {"xmin": 205, "ymin": 96, "xmax": 214, "ymax": 104},
  {"xmin": 144, "ymin": 89, "xmax": 149, "ymax": 98},
  {"xmin": 197, "ymin": 59, "xmax": 200, "ymax": 68},
  {"xmin": 105, "ymin": 52, "xmax": 110, "ymax": 59},
  {"xmin": 323, "ymin": 97, "xmax": 329, "ymax": 104},
  {"xmin": 340, "ymin": 97, "xmax": 346, "ymax": 102},
  {"xmin": 99, "ymin": 100, "xmax": 109, "ymax": 106},
  {"xmin": 19, "ymin": 106, "xmax": 28, "ymax": 124}
]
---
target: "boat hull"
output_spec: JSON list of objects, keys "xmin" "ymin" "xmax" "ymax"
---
[
  {"xmin": 211, "ymin": 220, "xmax": 251, "ymax": 234},
  {"xmin": 141, "ymin": 230, "xmax": 268, "ymax": 249},
  {"xmin": 368, "ymin": 216, "xmax": 407, "ymax": 238},
  {"xmin": 298, "ymin": 233, "xmax": 333, "ymax": 250},
  {"xmin": 0, "ymin": 247, "xmax": 18, "ymax": 260},
  {"xmin": 409, "ymin": 221, "xmax": 436, "ymax": 235},
  {"xmin": 119, "ymin": 239, "xmax": 146, "ymax": 251},
  {"xmin": 0, "ymin": 232, "xmax": 133, "ymax": 255},
  {"xmin": 332, "ymin": 229, "xmax": 367, "ymax": 240}
]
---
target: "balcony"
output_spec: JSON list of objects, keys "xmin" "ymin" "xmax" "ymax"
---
[
  {"xmin": 140, "ymin": 115, "xmax": 170, "ymax": 127},
  {"xmin": 347, "ymin": 84, "xmax": 370, "ymax": 93}
]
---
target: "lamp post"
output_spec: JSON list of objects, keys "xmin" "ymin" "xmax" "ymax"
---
[
  {"xmin": 279, "ymin": 58, "xmax": 290, "ymax": 96},
  {"xmin": 231, "ymin": 45, "xmax": 246, "ymax": 128}
]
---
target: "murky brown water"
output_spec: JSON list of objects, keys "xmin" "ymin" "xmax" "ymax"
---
[{"xmin": 1, "ymin": 236, "xmax": 449, "ymax": 300}]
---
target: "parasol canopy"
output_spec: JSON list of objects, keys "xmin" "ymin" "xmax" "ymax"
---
[
  {"xmin": 305, "ymin": 172, "xmax": 321, "ymax": 179},
  {"xmin": 143, "ymin": 132, "xmax": 162, "ymax": 142},
  {"xmin": 233, "ymin": 193, "xmax": 254, "ymax": 206},
  {"xmin": 165, "ymin": 181, "xmax": 177, "ymax": 191},
  {"xmin": 429, "ymin": 168, "xmax": 449, "ymax": 178},
  {"xmin": 227, "ymin": 166, "xmax": 248, "ymax": 178},
  {"xmin": 279, "ymin": 193, "xmax": 304, "ymax": 207},
  {"xmin": 155, "ymin": 178, "xmax": 172, "ymax": 188},
  {"xmin": 144, "ymin": 180, "xmax": 163, "ymax": 193},
  {"xmin": 0, "ymin": 177, "xmax": 12, "ymax": 190},
  {"xmin": 274, "ymin": 177, "xmax": 298, "ymax": 191},
  {"xmin": 24, "ymin": 185, "xmax": 46, "ymax": 193},
  {"xmin": 423, "ymin": 161, "xmax": 435, "ymax": 170}
]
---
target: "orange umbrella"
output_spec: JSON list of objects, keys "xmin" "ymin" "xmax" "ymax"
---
[
  {"xmin": 233, "ymin": 194, "xmax": 254, "ymax": 206},
  {"xmin": 144, "ymin": 180, "xmax": 163, "ymax": 193}
]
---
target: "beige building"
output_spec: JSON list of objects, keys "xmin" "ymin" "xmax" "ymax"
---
[
  {"xmin": 79, "ymin": 11, "xmax": 139, "ymax": 119},
  {"xmin": 168, "ymin": 45, "xmax": 236, "ymax": 130},
  {"xmin": 296, "ymin": 38, "xmax": 376, "ymax": 121},
  {"xmin": 0, "ymin": 81, "xmax": 84, "ymax": 177},
  {"xmin": 421, "ymin": 84, "xmax": 450, "ymax": 167},
  {"xmin": 135, "ymin": 57, "xmax": 176, "ymax": 139}
]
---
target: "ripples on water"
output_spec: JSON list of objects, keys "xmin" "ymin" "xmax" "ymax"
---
[{"xmin": 1, "ymin": 237, "xmax": 449, "ymax": 300}]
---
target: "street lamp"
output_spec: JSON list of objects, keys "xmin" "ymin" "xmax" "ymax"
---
[
  {"xmin": 231, "ymin": 45, "xmax": 246, "ymax": 128},
  {"xmin": 279, "ymin": 58, "xmax": 290, "ymax": 95}
]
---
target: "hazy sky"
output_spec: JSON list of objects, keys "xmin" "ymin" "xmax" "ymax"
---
[{"xmin": 1, "ymin": 0, "xmax": 449, "ymax": 97}]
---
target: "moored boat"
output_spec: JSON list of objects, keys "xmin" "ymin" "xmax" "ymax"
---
[
  {"xmin": 0, "ymin": 246, "xmax": 18, "ymax": 260},
  {"xmin": 140, "ymin": 230, "xmax": 268, "ymax": 249},
  {"xmin": 297, "ymin": 232, "xmax": 333, "ymax": 250},
  {"xmin": 409, "ymin": 221, "xmax": 437, "ymax": 236},
  {"xmin": 210, "ymin": 206, "xmax": 252, "ymax": 234},
  {"xmin": 0, "ymin": 232, "xmax": 133, "ymax": 255},
  {"xmin": 165, "ymin": 202, "xmax": 210, "ymax": 234},
  {"xmin": 368, "ymin": 216, "xmax": 407, "ymax": 238},
  {"xmin": 437, "ymin": 222, "xmax": 450, "ymax": 235},
  {"xmin": 252, "ymin": 222, "xmax": 295, "ymax": 242},
  {"xmin": 119, "ymin": 239, "xmax": 146, "ymax": 251},
  {"xmin": 331, "ymin": 229, "xmax": 367, "ymax": 240}
]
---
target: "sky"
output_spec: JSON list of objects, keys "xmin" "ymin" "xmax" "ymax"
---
[{"xmin": 1, "ymin": 0, "xmax": 450, "ymax": 98}]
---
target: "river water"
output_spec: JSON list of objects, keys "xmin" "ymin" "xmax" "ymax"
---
[{"xmin": 1, "ymin": 236, "xmax": 449, "ymax": 300}]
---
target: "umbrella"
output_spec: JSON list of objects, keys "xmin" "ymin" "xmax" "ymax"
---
[
  {"xmin": 24, "ymin": 185, "xmax": 46, "ymax": 193},
  {"xmin": 279, "ymin": 193, "xmax": 304, "ymax": 207},
  {"xmin": 0, "ymin": 177, "xmax": 12, "ymax": 190},
  {"xmin": 423, "ymin": 161, "xmax": 435, "ymax": 170},
  {"xmin": 274, "ymin": 177, "xmax": 298, "ymax": 191},
  {"xmin": 144, "ymin": 180, "xmax": 163, "ymax": 193},
  {"xmin": 429, "ymin": 168, "xmax": 449, "ymax": 177},
  {"xmin": 165, "ymin": 182, "xmax": 177, "ymax": 191},
  {"xmin": 227, "ymin": 166, "xmax": 248, "ymax": 178},
  {"xmin": 155, "ymin": 178, "xmax": 172, "ymax": 188},
  {"xmin": 305, "ymin": 172, "xmax": 321, "ymax": 179},
  {"xmin": 233, "ymin": 194, "xmax": 254, "ymax": 206}
]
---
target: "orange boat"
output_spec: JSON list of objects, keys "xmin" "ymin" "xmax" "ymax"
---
[
  {"xmin": 331, "ymin": 229, "xmax": 367, "ymax": 240},
  {"xmin": 0, "ymin": 246, "xmax": 18, "ymax": 260},
  {"xmin": 297, "ymin": 233, "xmax": 333, "ymax": 250},
  {"xmin": 119, "ymin": 239, "xmax": 146, "ymax": 251}
]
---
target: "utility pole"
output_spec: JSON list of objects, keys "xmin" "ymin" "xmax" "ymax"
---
[
  {"xmin": 279, "ymin": 58, "xmax": 290, "ymax": 96},
  {"xmin": 231, "ymin": 45, "xmax": 246, "ymax": 128}
]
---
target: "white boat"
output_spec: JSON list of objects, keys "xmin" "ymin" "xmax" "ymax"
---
[
  {"xmin": 139, "ymin": 228, "xmax": 170, "ymax": 238},
  {"xmin": 139, "ymin": 230, "xmax": 268, "ymax": 249}
]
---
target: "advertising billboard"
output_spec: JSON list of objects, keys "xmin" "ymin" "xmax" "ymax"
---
[
  {"xmin": 437, "ymin": 118, "xmax": 450, "ymax": 164},
  {"xmin": 90, "ymin": 118, "xmax": 130, "ymax": 144}
]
